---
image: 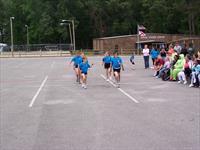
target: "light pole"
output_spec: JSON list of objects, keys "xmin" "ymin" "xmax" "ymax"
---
[
  {"xmin": 68, "ymin": 24, "xmax": 72, "ymax": 45},
  {"xmin": 25, "ymin": 25, "xmax": 29, "ymax": 51},
  {"xmin": 10, "ymin": 17, "xmax": 14, "ymax": 56},
  {"xmin": 61, "ymin": 19, "xmax": 76, "ymax": 51},
  {"xmin": 72, "ymin": 20, "xmax": 75, "ymax": 51},
  {"xmin": 60, "ymin": 22, "xmax": 72, "ymax": 45}
]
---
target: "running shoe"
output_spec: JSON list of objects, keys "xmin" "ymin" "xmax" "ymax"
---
[
  {"xmin": 82, "ymin": 84, "xmax": 84, "ymax": 88},
  {"xmin": 178, "ymin": 81, "xmax": 182, "ymax": 84},
  {"xmin": 84, "ymin": 85, "xmax": 87, "ymax": 89},
  {"xmin": 153, "ymin": 73, "xmax": 157, "ymax": 77},
  {"xmin": 189, "ymin": 84, "xmax": 194, "ymax": 87}
]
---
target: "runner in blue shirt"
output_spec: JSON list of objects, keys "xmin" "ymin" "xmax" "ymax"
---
[
  {"xmin": 111, "ymin": 51, "xmax": 124, "ymax": 88},
  {"xmin": 70, "ymin": 51, "xmax": 83, "ymax": 83},
  {"xmin": 79, "ymin": 56, "xmax": 93, "ymax": 89},
  {"xmin": 102, "ymin": 51, "xmax": 112, "ymax": 81}
]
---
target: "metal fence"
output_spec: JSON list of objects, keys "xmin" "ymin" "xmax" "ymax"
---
[
  {"xmin": 0, "ymin": 44, "xmax": 73, "ymax": 57},
  {"xmin": 71, "ymin": 49, "xmax": 141, "ymax": 56},
  {"xmin": 0, "ymin": 43, "xmax": 141, "ymax": 57},
  {"xmin": 13, "ymin": 44, "xmax": 73, "ymax": 51}
]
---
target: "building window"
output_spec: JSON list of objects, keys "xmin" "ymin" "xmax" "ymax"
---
[{"xmin": 115, "ymin": 45, "xmax": 118, "ymax": 50}]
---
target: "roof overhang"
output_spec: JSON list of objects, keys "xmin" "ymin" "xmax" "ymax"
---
[{"xmin": 136, "ymin": 40, "xmax": 165, "ymax": 44}]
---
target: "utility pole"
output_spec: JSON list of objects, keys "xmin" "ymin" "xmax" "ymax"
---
[
  {"xmin": 61, "ymin": 19, "xmax": 76, "ymax": 51},
  {"xmin": 10, "ymin": 17, "xmax": 15, "ymax": 57},
  {"xmin": 72, "ymin": 20, "xmax": 76, "ymax": 51},
  {"xmin": 68, "ymin": 24, "xmax": 72, "ymax": 45},
  {"xmin": 25, "ymin": 25, "xmax": 29, "ymax": 51}
]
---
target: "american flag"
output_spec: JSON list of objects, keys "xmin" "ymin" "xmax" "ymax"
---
[
  {"xmin": 139, "ymin": 30, "xmax": 146, "ymax": 37},
  {"xmin": 138, "ymin": 25, "xmax": 146, "ymax": 37}
]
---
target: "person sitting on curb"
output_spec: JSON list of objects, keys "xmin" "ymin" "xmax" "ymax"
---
[
  {"xmin": 153, "ymin": 55, "xmax": 164, "ymax": 77},
  {"xmin": 178, "ymin": 55, "xmax": 193, "ymax": 84},
  {"xmin": 157, "ymin": 57, "xmax": 171, "ymax": 79}
]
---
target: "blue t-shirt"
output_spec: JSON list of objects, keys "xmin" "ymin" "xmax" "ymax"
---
[
  {"xmin": 193, "ymin": 64, "xmax": 200, "ymax": 74},
  {"xmin": 79, "ymin": 62, "xmax": 91, "ymax": 73},
  {"xmin": 111, "ymin": 57, "xmax": 122, "ymax": 69},
  {"xmin": 71, "ymin": 55, "xmax": 83, "ymax": 66},
  {"xmin": 150, "ymin": 49, "xmax": 159, "ymax": 59},
  {"xmin": 103, "ymin": 56, "xmax": 112, "ymax": 64}
]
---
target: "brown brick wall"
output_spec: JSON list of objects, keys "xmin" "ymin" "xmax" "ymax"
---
[{"xmin": 93, "ymin": 33, "xmax": 200, "ymax": 51}]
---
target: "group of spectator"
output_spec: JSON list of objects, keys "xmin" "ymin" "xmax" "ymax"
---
[{"xmin": 142, "ymin": 42, "xmax": 200, "ymax": 88}]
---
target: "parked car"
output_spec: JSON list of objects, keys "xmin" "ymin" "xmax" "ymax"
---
[{"xmin": 0, "ymin": 43, "xmax": 11, "ymax": 52}]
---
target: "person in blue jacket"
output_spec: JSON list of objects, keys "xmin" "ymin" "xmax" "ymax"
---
[
  {"xmin": 102, "ymin": 51, "xmax": 112, "ymax": 81},
  {"xmin": 70, "ymin": 51, "xmax": 83, "ymax": 83},
  {"xmin": 150, "ymin": 47, "xmax": 159, "ymax": 66},
  {"xmin": 79, "ymin": 56, "xmax": 93, "ymax": 89},
  {"xmin": 111, "ymin": 51, "xmax": 124, "ymax": 88}
]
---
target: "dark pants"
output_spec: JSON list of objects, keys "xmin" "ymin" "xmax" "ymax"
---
[
  {"xmin": 144, "ymin": 56, "xmax": 149, "ymax": 68},
  {"xmin": 152, "ymin": 58, "xmax": 156, "ymax": 65}
]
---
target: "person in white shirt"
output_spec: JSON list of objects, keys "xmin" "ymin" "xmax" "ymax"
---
[
  {"xmin": 174, "ymin": 42, "xmax": 182, "ymax": 54},
  {"xmin": 142, "ymin": 44, "xmax": 150, "ymax": 69}
]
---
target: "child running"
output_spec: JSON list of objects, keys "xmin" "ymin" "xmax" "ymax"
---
[
  {"xmin": 111, "ymin": 51, "xmax": 124, "ymax": 88},
  {"xmin": 130, "ymin": 52, "xmax": 135, "ymax": 70},
  {"xmin": 79, "ymin": 56, "xmax": 93, "ymax": 89},
  {"xmin": 70, "ymin": 51, "xmax": 83, "ymax": 83},
  {"xmin": 102, "ymin": 51, "xmax": 112, "ymax": 81}
]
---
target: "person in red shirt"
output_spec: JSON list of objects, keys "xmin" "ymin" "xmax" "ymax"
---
[{"xmin": 153, "ymin": 55, "xmax": 165, "ymax": 77}]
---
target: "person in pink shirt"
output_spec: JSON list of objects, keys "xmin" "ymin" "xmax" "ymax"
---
[
  {"xmin": 178, "ymin": 55, "xmax": 193, "ymax": 84},
  {"xmin": 168, "ymin": 44, "xmax": 174, "ymax": 56}
]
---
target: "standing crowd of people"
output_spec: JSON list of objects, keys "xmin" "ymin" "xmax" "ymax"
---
[{"xmin": 142, "ymin": 43, "xmax": 200, "ymax": 88}]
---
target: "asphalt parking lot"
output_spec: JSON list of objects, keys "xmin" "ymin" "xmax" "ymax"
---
[{"xmin": 0, "ymin": 56, "xmax": 199, "ymax": 150}]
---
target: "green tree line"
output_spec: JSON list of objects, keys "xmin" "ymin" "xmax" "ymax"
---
[{"xmin": 0, "ymin": 0, "xmax": 200, "ymax": 49}]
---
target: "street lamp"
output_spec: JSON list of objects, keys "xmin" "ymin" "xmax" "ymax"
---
[
  {"xmin": 10, "ymin": 17, "xmax": 14, "ymax": 56},
  {"xmin": 61, "ymin": 19, "xmax": 76, "ymax": 51},
  {"xmin": 25, "ymin": 25, "xmax": 29, "ymax": 51},
  {"xmin": 60, "ymin": 22, "xmax": 72, "ymax": 45}
]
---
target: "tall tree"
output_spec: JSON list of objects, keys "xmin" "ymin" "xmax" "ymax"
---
[{"xmin": 1, "ymin": 0, "xmax": 200, "ymax": 48}]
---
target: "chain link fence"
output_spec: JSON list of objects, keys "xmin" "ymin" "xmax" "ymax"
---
[
  {"xmin": 0, "ymin": 44, "xmax": 73, "ymax": 57},
  {"xmin": 71, "ymin": 49, "xmax": 141, "ymax": 56},
  {"xmin": 0, "ymin": 43, "xmax": 141, "ymax": 57}
]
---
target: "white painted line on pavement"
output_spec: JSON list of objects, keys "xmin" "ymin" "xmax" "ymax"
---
[
  {"xmin": 29, "ymin": 76, "xmax": 48, "ymax": 108},
  {"xmin": 100, "ymin": 74, "xmax": 116, "ymax": 87},
  {"xmin": 118, "ymin": 88, "xmax": 139, "ymax": 103},
  {"xmin": 100, "ymin": 74, "xmax": 139, "ymax": 104}
]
